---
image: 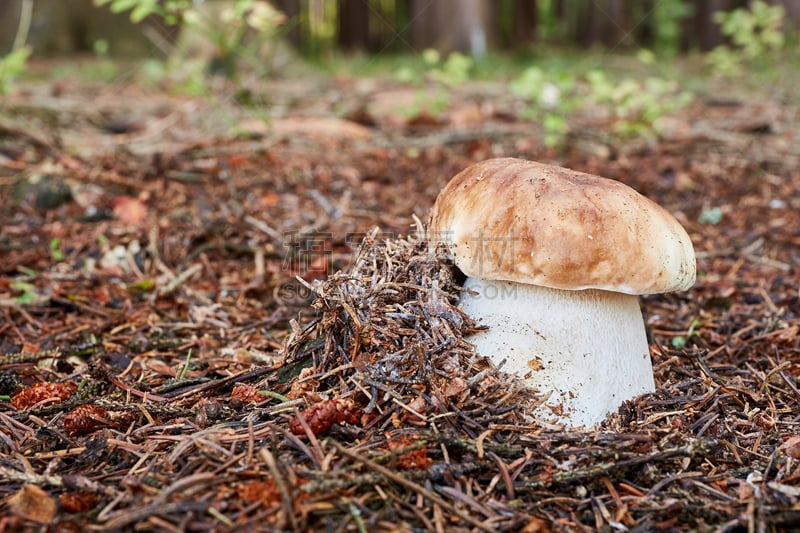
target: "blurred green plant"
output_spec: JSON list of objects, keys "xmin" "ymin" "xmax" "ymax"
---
[
  {"xmin": 698, "ymin": 206, "xmax": 723, "ymax": 225},
  {"xmin": 510, "ymin": 66, "xmax": 577, "ymax": 147},
  {"xmin": 0, "ymin": 0, "xmax": 33, "ymax": 95},
  {"xmin": 423, "ymin": 49, "xmax": 474, "ymax": 88},
  {"xmin": 94, "ymin": 0, "xmax": 287, "ymax": 81},
  {"xmin": 11, "ymin": 281, "xmax": 36, "ymax": 305},
  {"xmin": 511, "ymin": 63, "xmax": 692, "ymax": 148},
  {"xmin": 50, "ymin": 238, "xmax": 65, "ymax": 262},
  {"xmin": 0, "ymin": 48, "xmax": 31, "ymax": 95},
  {"xmin": 671, "ymin": 318, "xmax": 701, "ymax": 349},
  {"xmin": 93, "ymin": 38, "xmax": 110, "ymax": 58},
  {"xmin": 651, "ymin": 0, "xmax": 693, "ymax": 57},
  {"xmin": 397, "ymin": 49, "xmax": 475, "ymax": 119},
  {"xmin": 585, "ymin": 70, "xmax": 693, "ymax": 140},
  {"xmin": 708, "ymin": 0, "xmax": 785, "ymax": 77}
]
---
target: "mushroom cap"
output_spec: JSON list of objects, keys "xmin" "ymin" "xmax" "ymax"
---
[{"xmin": 428, "ymin": 158, "xmax": 696, "ymax": 295}]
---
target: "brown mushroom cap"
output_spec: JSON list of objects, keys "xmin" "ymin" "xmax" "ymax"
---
[{"xmin": 429, "ymin": 158, "xmax": 696, "ymax": 295}]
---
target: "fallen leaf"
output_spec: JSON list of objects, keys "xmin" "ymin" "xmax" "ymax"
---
[
  {"xmin": 110, "ymin": 195, "xmax": 147, "ymax": 225},
  {"xmin": 405, "ymin": 110, "xmax": 441, "ymax": 128},
  {"xmin": 781, "ymin": 435, "xmax": 800, "ymax": 459},
  {"xmin": 270, "ymin": 117, "xmax": 372, "ymax": 141},
  {"xmin": 237, "ymin": 480, "xmax": 281, "ymax": 507},
  {"xmin": 258, "ymin": 192, "xmax": 280, "ymax": 207},
  {"xmin": 8, "ymin": 484, "xmax": 57, "ymax": 524},
  {"xmin": 520, "ymin": 516, "xmax": 552, "ymax": 533},
  {"xmin": 448, "ymin": 102, "xmax": 483, "ymax": 128},
  {"xmin": 441, "ymin": 376, "xmax": 468, "ymax": 402}
]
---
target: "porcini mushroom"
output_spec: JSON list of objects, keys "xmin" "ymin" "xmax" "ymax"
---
[{"xmin": 429, "ymin": 158, "xmax": 695, "ymax": 428}]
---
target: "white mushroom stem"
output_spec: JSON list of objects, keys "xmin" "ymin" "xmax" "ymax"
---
[{"xmin": 460, "ymin": 276, "xmax": 655, "ymax": 428}]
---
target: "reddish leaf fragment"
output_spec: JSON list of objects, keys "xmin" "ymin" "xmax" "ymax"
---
[
  {"xmin": 63, "ymin": 405, "xmax": 109, "ymax": 436},
  {"xmin": 405, "ymin": 110, "xmax": 441, "ymax": 128},
  {"xmin": 237, "ymin": 479, "xmax": 281, "ymax": 507},
  {"xmin": 258, "ymin": 192, "xmax": 280, "ymax": 207},
  {"xmin": 58, "ymin": 491, "xmax": 97, "ymax": 513},
  {"xmin": 110, "ymin": 195, "xmax": 147, "ymax": 225},
  {"xmin": 289, "ymin": 398, "xmax": 360, "ymax": 436},
  {"xmin": 11, "ymin": 381, "xmax": 76, "ymax": 409},
  {"xmin": 520, "ymin": 516, "xmax": 552, "ymax": 533},
  {"xmin": 227, "ymin": 153, "xmax": 248, "ymax": 169},
  {"xmin": 387, "ymin": 434, "xmax": 432, "ymax": 471}
]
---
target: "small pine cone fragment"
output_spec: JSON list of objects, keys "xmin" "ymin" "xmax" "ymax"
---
[
  {"xmin": 289, "ymin": 398, "xmax": 360, "ymax": 436},
  {"xmin": 195, "ymin": 397, "xmax": 223, "ymax": 427},
  {"xmin": 231, "ymin": 384, "xmax": 263, "ymax": 404},
  {"xmin": 87, "ymin": 359, "xmax": 111, "ymax": 381},
  {"xmin": 63, "ymin": 405, "xmax": 109, "ymax": 436},
  {"xmin": 11, "ymin": 381, "xmax": 76, "ymax": 409},
  {"xmin": 58, "ymin": 491, "xmax": 97, "ymax": 513},
  {"xmin": 0, "ymin": 371, "xmax": 22, "ymax": 395}
]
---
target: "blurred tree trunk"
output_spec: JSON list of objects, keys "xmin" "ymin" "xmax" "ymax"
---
[
  {"xmin": 7, "ymin": 0, "xmax": 800, "ymax": 58},
  {"xmin": 0, "ymin": 0, "xmax": 23, "ymax": 54},
  {"xmin": 779, "ymin": 0, "xmax": 800, "ymax": 27},
  {"xmin": 1, "ymin": 0, "xmax": 177, "ymax": 56},
  {"xmin": 576, "ymin": 0, "xmax": 633, "ymax": 48},
  {"xmin": 275, "ymin": 0, "xmax": 302, "ymax": 49},
  {"xmin": 337, "ymin": 0, "xmax": 369, "ymax": 50},
  {"xmin": 683, "ymin": 0, "xmax": 730, "ymax": 51},
  {"xmin": 511, "ymin": 0, "xmax": 537, "ymax": 46},
  {"xmin": 392, "ymin": 0, "xmax": 412, "ymax": 52},
  {"xmin": 638, "ymin": 0, "xmax": 656, "ymax": 48},
  {"xmin": 554, "ymin": 0, "xmax": 566, "ymax": 20},
  {"xmin": 409, "ymin": 0, "xmax": 496, "ymax": 56}
]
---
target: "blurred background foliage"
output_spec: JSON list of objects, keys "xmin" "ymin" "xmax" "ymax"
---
[
  {"xmin": 0, "ymin": 0, "xmax": 800, "ymax": 57},
  {"xmin": 1, "ymin": 0, "xmax": 797, "ymax": 61},
  {"xmin": 0, "ymin": 1, "xmax": 798, "ymax": 145}
]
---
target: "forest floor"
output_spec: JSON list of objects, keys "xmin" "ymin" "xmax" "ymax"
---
[{"xmin": 1, "ymin": 59, "xmax": 799, "ymax": 531}]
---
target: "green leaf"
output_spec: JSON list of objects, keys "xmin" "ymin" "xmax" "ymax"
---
[
  {"xmin": 11, "ymin": 281, "xmax": 36, "ymax": 305},
  {"xmin": 131, "ymin": 1, "xmax": 159, "ymax": 22},
  {"xmin": 0, "ymin": 47, "xmax": 31, "ymax": 94},
  {"xmin": 108, "ymin": 0, "xmax": 139, "ymax": 14},
  {"xmin": 671, "ymin": 336, "xmax": 688, "ymax": 349},
  {"xmin": 698, "ymin": 206, "xmax": 723, "ymax": 225},
  {"xmin": 130, "ymin": 279, "xmax": 155, "ymax": 291},
  {"xmin": 50, "ymin": 237, "xmax": 64, "ymax": 261}
]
